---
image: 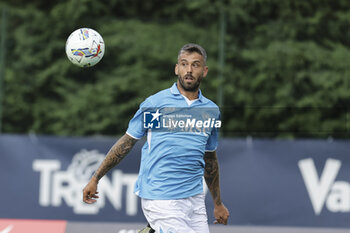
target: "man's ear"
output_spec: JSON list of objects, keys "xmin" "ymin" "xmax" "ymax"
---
[
  {"xmin": 203, "ymin": 66, "xmax": 209, "ymax": 78},
  {"xmin": 175, "ymin": 64, "xmax": 179, "ymax": 75}
]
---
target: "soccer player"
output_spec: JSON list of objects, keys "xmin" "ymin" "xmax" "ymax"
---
[{"xmin": 83, "ymin": 43, "xmax": 230, "ymax": 233}]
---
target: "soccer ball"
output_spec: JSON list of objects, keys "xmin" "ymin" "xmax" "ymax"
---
[{"xmin": 65, "ymin": 28, "xmax": 105, "ymax": 67}]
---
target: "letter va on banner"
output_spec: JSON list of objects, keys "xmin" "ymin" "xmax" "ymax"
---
[{"xmin": 298, "ymin": 158, "xmax": 350, "ymax": 215}]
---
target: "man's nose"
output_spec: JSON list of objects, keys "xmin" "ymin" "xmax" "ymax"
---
[{"xmin": 186, "ymin": 65, "xmax": 192, "ymax": 73}]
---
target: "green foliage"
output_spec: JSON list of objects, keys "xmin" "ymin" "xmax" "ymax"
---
[{"xmin": 1, "ymin": 0, "xmax": 350, "ymax": 138}]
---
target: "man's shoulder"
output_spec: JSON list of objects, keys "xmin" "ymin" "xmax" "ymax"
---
[
  {"xmin": 153, "ymin": 87, "xmax": 171, "ymax": 97},
  {"xmin": 201, "ymin": 94, "xmax": 220, "ymax": 109},
  {"xmin": 145, "ymin": 87, "xmax": 172, "ymax": 103}
]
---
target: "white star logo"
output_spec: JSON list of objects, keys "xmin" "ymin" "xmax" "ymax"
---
[
  {"xmin": 150, "ymin": 109, "xmax": 162, "ymax": 122},
  {"xmin": 0, "ymin": 225, "xmax": 13, "ymax": 233}
]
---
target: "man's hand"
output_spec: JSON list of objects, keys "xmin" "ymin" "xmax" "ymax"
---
[
  {"xmin": 214, "ymin": 203, "xmax": 230, "ymax": 225},
  {"xmin": 83, "ymin": 176, "xmax": 99, "ymax": 204}
]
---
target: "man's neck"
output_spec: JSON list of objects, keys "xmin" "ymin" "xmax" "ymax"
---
[{"xmin": 176, "ymin": 81, "xmax": 199, "ymax": 100}]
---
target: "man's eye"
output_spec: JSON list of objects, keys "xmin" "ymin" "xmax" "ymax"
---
[{"xmin": 193, "ymin": 63, "xmax": 200, "ymax": 68}]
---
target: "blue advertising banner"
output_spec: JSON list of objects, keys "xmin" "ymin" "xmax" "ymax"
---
[
  {"xmin": 0, "ymin": 134, "xmax": 145, "ymax": 223},
  {"xmin": 1, "ymin": 134, "xmax": 350, "ymax": 228}
]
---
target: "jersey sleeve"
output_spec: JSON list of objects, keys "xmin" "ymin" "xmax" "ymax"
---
[
  {"xmin": 126, "ymin": 97, "xmax": 153, "ymax": 139},
  {"xmin": 205, "ymin": 109, "xmax": 220, "ymax": 152},
  {"xmin": 205, "ymin": 127, "xmax": 218, "ymax": 152}
]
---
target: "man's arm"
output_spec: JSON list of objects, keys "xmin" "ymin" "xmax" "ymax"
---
[
  {"xmin": 83, "ymin": 133, "xmax": 138, "ymax": 204},
  {"xmin": 204, "ymin": 151, "xmax": 230, "ymax": 225}
]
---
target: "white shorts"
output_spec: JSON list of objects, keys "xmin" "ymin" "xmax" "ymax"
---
[{"xmin": 141, "ymin": 193, "xmax": 210, "ymax": 233}]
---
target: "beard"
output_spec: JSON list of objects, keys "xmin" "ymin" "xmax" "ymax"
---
[{"xmin": 178, "ymin": 74, "xmax": 202, "ymax": 92}]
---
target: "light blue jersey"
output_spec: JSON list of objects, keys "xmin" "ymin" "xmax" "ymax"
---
[{"xmin": 126, "ymin": 83, "xmax": 220, "ymax": 200}]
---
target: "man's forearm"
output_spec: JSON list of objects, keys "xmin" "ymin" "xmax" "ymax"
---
[
  {"xmin": 93, "ymin": 134, "xmax": 138, "ymax": 181},
  {"xmin": 204, "ymin": 151, "xmax": 222, "ymax": 206}
]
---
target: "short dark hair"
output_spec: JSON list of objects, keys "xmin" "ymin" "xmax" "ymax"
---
[{"xmin": 178, "ymin": 43, "xmax": 207, "ymax": 63}]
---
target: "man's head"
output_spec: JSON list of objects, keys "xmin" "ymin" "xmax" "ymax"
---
[
  {"xmin": 177, "ymin": 43, "xmax": 207, "ymax": 65},
  {"xmin": 175, "ymin": 43, "xmax": 208, "ymax": 93}
]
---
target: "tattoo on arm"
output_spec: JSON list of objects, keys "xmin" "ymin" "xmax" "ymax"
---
[
  {"xmin": 204, "ymin": 151, "xmax": 222, "ymax": 206},
  {"xmin": 93, "ymin": 134, "xmax": 138, "ymax": 180}
]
